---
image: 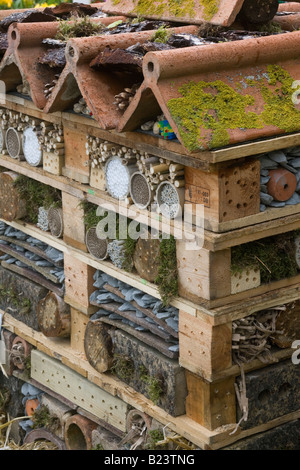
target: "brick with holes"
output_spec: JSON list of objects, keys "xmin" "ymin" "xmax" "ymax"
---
[{"xmin": 184, "ymin": 159, "xmax": 260, "ymax": 231}]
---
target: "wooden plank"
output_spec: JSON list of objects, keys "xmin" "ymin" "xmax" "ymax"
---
[
  {"xmin": 185, "ymin": 371, "xmax": 236, "ymax": 431},
  {"xmin": 31, "ymin": 349, "xmax": 129, "ymax": 432},
  {"xmin": 64, "ymin": 253, "xmax": 95, "ymax": 310},
  {"xmin": 61, "ymin": 192, "xmax": 87, "ymax": 252},
  {"xmin": 70, "ymin": 307, "xmax": 89, "ymax": 356},
  {"xmin": 176, "ymin": 241, "xmax": 231, "ymax": 302},
  {"xmin": 7, "ymin": 92, "xmax": 300, "ymax": 169},
  {"xmin": 179, "ymin": 311, "xmax": 232, "ymax": 380},
  {"xmin": 63, "ymin": 121, "xmax": 90, "ymax": 184}
]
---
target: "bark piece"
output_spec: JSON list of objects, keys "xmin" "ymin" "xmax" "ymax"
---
[
  {"xmin": 133, "ymin": 237, "xmax": 160, "ymax": 282},
  {"xmin": 38, "ymin": 47, "xmax": 66, "ymax": 69},
  {"xmin": 90, "ymin": 46, "xmax": 143, "ymax": 73}
]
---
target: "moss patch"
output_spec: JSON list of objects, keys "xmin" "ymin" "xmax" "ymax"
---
[
  {"xmin": 168, "ymin": 79, "xmax": 263, "ymax": 151},
  {"xmin": 139, "ymin": 365, "xmax": 164, "ymax": 404},
  {"xmin": 154, "ymin": 235, "xmax": 178, "ymax": 306},
  {"xmin": 133, "ymin": 0, "xmax": 195, "ymax": 18},
  {"xmin": 13, "ymin": 176, "xmax": 61, "ymax": 224},
  {"xmin": 231, "ymin": 232, "xmax": 298, "ymax": 284},
  {"xmin": 55, "ymin": 15, "xmax": 105, "ymax": 42},
  {"xmin": 111, "ymin": 354, "xmax": 135, "ymax": 380},
  {"xmin": 32, "ymin": 405, "xmax": 59, "ymax": 433},
  {"xmin": 199, "ymin": 0, "xmax": 220, "ymax": 20},
  {"xmin": 167, "ymin": 65, "xmax": 300, "ymax": 151}
]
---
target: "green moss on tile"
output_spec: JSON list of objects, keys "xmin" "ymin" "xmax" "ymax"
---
[
  {"xmin": 167, "ymin": 79, "xmax": 263, "ymax": 151},
  {"xmin": 199, "ymin": 0, "xmax": 220, "ymax": 20},
  {"xmin": 133, "ymin": 0, "xmax": 195, "ymax": 18},
  {"xmin": 167, "ymin": 65, "xmax": 300, "ymax": 151},
  {"xmin": 261, "ymin": 65, "xmax": 300, "ymax": 133}
]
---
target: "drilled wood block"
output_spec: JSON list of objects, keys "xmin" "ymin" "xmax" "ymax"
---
[
  {"xmin": 176, "ymin": 241, "xmax": 231, "ymax": 302},
  {"xmin": 231, "ymin": 266, "xmax": 261, "ymax": 294},
  {"xmin": 179, "ymin": 310, "xmax": 232, "ymax": 380},
  {"xmin": 43, "ymin": 151, "xmax": 64, "ymax": 176},
  {"xmin": 62, "ymin": 192, "xmax": 86, "ymax": 252},
  {"xmin": 89, "ymin": 167, "xmax": 106, "ymax": 191},
  {"xmin": 64, "ymin": 254, "xmax": 96, "ymax": 313},
  {"xmin": 185, "ymin": 371, "xmax": 236, "ymax": 431},
  {"xmin": 236, "ymin": 359, "xmax": 300, "ymax": 430},
  {"xmin": 63, "ymin": 123, "xmax": 89, "ymax": 184},
  {"xmin": 71, "ymin": 307, "xmax": 89, "ymax": 356},
  {"xmin": 111, "ymin": 329, "xmax": 187, "ymax": 417},
  {"xmin": 31, "ymin": 349, "xmax": 129, "ymax": 432},
  {"xmin": 185, "ymin": 160, "xmax": 260, "ymax": 228}
]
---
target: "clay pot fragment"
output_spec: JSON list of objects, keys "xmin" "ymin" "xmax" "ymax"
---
[{"xmin": 267, "ymin": 168, "xmax": 297, "ymax": 201}]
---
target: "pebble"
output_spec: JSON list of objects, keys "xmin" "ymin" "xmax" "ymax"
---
[
  {"xmin": 260, "ymin": 156, "xmax": 278, "ymax": 169},
  {"xmin": 260, "ymin": 192, "xmax": 273, "ymax": 205},
  {"xmin": 268, "ymin": 150, "xmax": 287, "ymax": 163},
  {"xmin": 260, "ymin": 176, "xmax": 270, "ymax": 185},
  {"xmin": 269, "ymin": 201, "xmax": 285, "ymax": 207},
  {"xmin": 286, "ymin": 192, "xmax": 300, "ymax": 204}
]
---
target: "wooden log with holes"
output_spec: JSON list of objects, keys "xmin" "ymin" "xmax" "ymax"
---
[
  {"xmin": 184, "ymin": 159, "xmax": 261, "ymax": 231},
  {"xmin": 36, "ymin": 291, "xmax": 71, "ymax": 338},
  {"xmin": 133, "ymin": 237, "xmax": 160, "ymax": 282},
  {"xmin": 62, "ymin": 192, "xmax": 86, "ymax": 251},
  {"xmin": 48, "ymin": 206, "xmax": 64, "ymax": 238},
  {"xmin": 0, "ymin": 171, "xmax": 27, "ymax": 221}
]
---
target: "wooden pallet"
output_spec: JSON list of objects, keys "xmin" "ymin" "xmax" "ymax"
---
[
  {"xmin": 4, "ymin": 311, "xmax": 300, "ymax": 450},
  {"xmin": 2, "ymin": 93, "xmax": 300, "ymax": 449},
  {"xmin": 3, "ymin": 94, "xmax": 300, "ymax": 236}
]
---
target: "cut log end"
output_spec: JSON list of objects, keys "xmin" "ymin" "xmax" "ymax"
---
[
  {"xmin": 37, "ymin": 291, "xmax": 70, "ymax": 337},
  {"xmin": 84, "ymin": 319, "xmax": 114, "ymax": 373},
  {"xmin": 48, "ymin": 206, "xmax": 64, "ymax": 238}
]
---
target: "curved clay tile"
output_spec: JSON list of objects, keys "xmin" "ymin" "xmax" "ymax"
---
[
  {"xmin": 119, "ymin": 31, "xmax": 300, "ymax": 152},
  {"xmin": 273, "ymin": 12, "xmax": 300, "ymax": 30},
  {"xmin": 0, "ymin": 17, "xmax": 125, "ymax": 110},
  {"xmin": 44, "ymin": 25, "xmax": 198, "ymax": 129},
  {"xmin": 278, "ymin": 2, "xmax": 300, "ymax": 12}
]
